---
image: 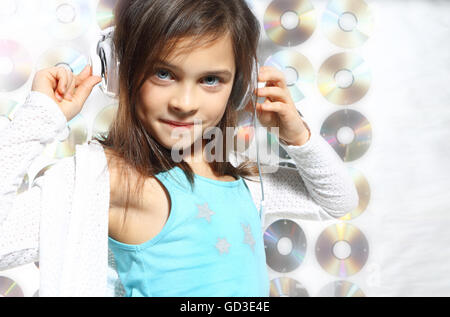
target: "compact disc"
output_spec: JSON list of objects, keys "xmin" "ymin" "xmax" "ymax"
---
[
  {"xmin": 264, "ymin": 0, "xmax": 316, "ymax": 46},
  {"xmin": 92, "ymin": 104, "xmax": 118, "ymax": 141},
  {"xmin": 322, "ymin": 0, "xmax": 374, "ymax": 48},
  {"xmin": 320, "ymin": 109, "xmax": 371, "ymax": 162},
  {"xmin": 36, "ymin": 46, "xmax": 89, "ymax": 74},
  {"xmin": 264, "ymin": 219, "xmax": 307, "ymax": 273},
  {"xmin": 16, "ymin": 174, "xmax": 29, "ymax": 194},
  {"xmin": 235, "ymin": 110, "xmax": 255, "ymax": 150},
  {"xmin": 315, "ymin": 222, "xmax": 369, "ymax": 277},
  {"xmin": 317, "ymin": 52, "xmax": 371, "ymax": 105},
  {"xmin": 264, "ymin": 50, "xmax": 315, "ymax": 103},
  {"xmin": 96, "ymin": 0, "xmax": 117, "ymax": 30},
  {"xmin": 32, "ymin": 164, "xmax": 56, "ymax": 187},
  {"xmin": 339, "ymin": 167, "xmax": 371, "ymax": 220},
  {"xmin": 42, "ymin": 114, "xmax": 88, "ymax": 159},
  {"xmin": 0, "ymin": 39, "xmax": 32, "ymax": 92},
  {"xmin": 317, "ymin": 280, "xmax": 365, "ymax": 297},
  {"xmin": 42, "ymin": 0, "xmax": 92, "ymax": 40},
  {"xmin": 0, "ymin": 276, "xmax": 24, "ymax": 297},
  {"xmin": 266, "ymin": 130, "xmax": 290, "ymax": 160},
  {"xmin": 270, "ymin": 277, "xmax": 309, "ymax": 297}
]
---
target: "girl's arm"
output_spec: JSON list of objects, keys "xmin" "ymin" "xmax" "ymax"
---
[
  {"xmin": 251, "ymin": 66, "xmax": 358, "ymax": 219},
  {"xmin": 0, "ymin": 91, "xmax": 68, "ymax": 270},
  {"xmin": 247, "ymin": 126, "xmax": 358, "ymax": 221},
  {"xmin": 279, "ymin": 128, "xmax": 359, "ymax": 218},
  {"xmin": 0, "ymin": 66, "xmax": 100, "ymax": 270}
]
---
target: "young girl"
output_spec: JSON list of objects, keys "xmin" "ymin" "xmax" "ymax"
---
[{"xmin": 0, "ymin": 0, "xmax": 358, "ymax": 297}]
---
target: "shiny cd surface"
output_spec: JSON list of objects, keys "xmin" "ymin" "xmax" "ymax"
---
[
  {"xmin": 264, "ymin": 0, "xmax": 316, "ymax": 46},
  {"xmin": 315, "ymin": 223, "xmax": 369, "ymax": 277},
  {"xmin": 32, "ymin": 163, "xmax": 56, "ymax": 187},
  {"xmin": 322, "ymin": 0, "xmax": 374, "ymax": 48},
  {"xmin": 317, "ymin": 280, "xmax": 365, "ymax": 297},
  {"xmin": 92, "ymin": 104, "xmax": 118, "ymax": 141},
  {"xmin": 96, "ymin": 0, "xmax": 117, "ymax": 30},
  {"xmin": 264, "ymin": 50, "xmax": 315, "ymax": 103},
  {"xmin": 42, "ymin": 0, "xmax": 92, "ymax": 40},
  {"xmin": 266, "ymin": 131, "xmax": 290, "ymax": 160},
  {"xmin": 320, "ymin": 109, "xmax": 371, "ymax": 162},
  {"xmin": 42, "ymin": 114, "xmax": 88, "ymax": 159},
  {"xmin": 270, "ymin": 277, "xmax": 309, "ymax": 297},
  {"xmin": 36, "ymin": 46, "xmax": 89, "ymax": 74},
  {"xmin": 235, "ymin": 110, "xmax": 255, "ymax": 150},
  {"xmin": 339, "ymin": 167, "xmax": 371, "ymax": 220},
  {"xmin": 264, "ymin": 219, "xmax": 307, "ymax": 273},
  {"xmin": 317, "ymin": 52, "xmax": 371, "ymax": 105},
  {"xmin": 16, "ymin": 173, "xmax": 29, "ymax": 194},
  {"xmin": 0, "ymin": 39, "xmax": 32, "ymax": 92},
  {"xmin": 0, "ymin": 276, "xmax": 24, "ymax": 297}
]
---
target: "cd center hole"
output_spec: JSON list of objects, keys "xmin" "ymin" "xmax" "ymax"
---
[
  {"xmin": 277, "ymin": 237, "xmax": 293, "ymax": 256},
  {"xmin": 334, "ymin": 69, "xmax": 354, "ymax": 89},
  {"xmin": 280, "ymin": 11, "xmax": 300, "ymax": 30},
  {"xmin": 339, "ymin": 12, "xmax": 358, "ymax": 32},
  {"xmin": 337, "ymin": 126, "xmax": 355, "ymax": 145},
  {"xmin": 56, "ymin": 3, "xmax": 76, "ymax": 24},
  {"xmin": 283, "ymin": 66, "xmax": 298, "ymax": 86},
  {"xmin": 332, "ymin": 240, "xmax": 351, "ymax": 260},
  {"xmin": 0, "ymin": 56, "xmax": 14, "ymax": 75}
]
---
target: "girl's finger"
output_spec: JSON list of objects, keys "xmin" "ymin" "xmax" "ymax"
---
[
  {"xmin": 258, "ymin": 66, "xmax": 287, "ymax": 89},
  {"xmin": 66, "ymin": 74, "xmax": 76, "ymax": 100},
  {"xmin": 258, "ymin": 101, "xmax": 286, "ymax": 115},
  {"xmin": 55, "ymin": 90, "xmax": 63, "ymax": 102},
  {"xmin": 56, "ymin": 67, "xmax": 68, "ymax": 96},
  {"xmin": 75, "ymin": 65, "xmax": 92, "ymax": 87},
  {"xmin": 256, "ymin": 86, "xmax": 287, "ymax": 103}
]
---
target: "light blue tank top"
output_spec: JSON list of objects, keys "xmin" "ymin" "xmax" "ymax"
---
[{"xmin": 108, "ymin": 166, "xmax": 270, "ymax": 297}]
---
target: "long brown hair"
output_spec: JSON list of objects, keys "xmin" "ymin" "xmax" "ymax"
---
[{"xmin": 94, "ymin": 0, "xmax": 261, "ymax": 225}]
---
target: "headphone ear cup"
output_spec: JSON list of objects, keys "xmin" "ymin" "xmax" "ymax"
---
[
  {"xmin": 95, "ymin": 26, "xmax": 120, "ymax": 99},
  {"xmin": 234, "ymin": 59, "xmax": 259, "ymax": 112}
]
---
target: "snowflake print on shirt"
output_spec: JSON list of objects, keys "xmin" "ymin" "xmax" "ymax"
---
[
  {"xmin": 196, "ymin": 202, "xmax": 215, "ymax": 223},
  {"xmin": 241, "ymin": 223, "xmax": 255, "ymax": 253}
]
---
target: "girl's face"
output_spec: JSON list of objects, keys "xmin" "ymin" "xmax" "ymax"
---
[{"xmin": 137, "ymin": 33, "xmax": 236, "ymax": 152}]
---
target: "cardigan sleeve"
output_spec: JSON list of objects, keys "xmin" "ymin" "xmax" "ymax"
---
[
  {"xmin": 246, "ymin": 118, "xmax": 359, "ymax": 221},
  {"xmin": 0, "ymin": 91, "xmax": 69, "ymax": 270},
  {"xmin": 278, "ymin": 130, "xmax": 359, "ymax": 218}
]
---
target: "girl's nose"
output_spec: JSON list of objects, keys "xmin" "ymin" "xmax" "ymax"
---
[{"xmin": 169, "ymin": 87, "xmax": 199, "ymax": 114}]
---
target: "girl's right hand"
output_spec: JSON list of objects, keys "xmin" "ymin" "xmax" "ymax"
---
[{"xmin": 31, "ymin": 65, "xmax": 102, "ymax": 122}]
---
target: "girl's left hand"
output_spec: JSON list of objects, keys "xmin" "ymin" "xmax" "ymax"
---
[{"xmin": 247, "ymin": 66, "xmax": 311, "ymax": 146}]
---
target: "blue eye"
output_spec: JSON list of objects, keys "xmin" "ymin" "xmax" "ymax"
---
[
  {"xmin": 155, "ymin": 69, "xmax": 221, "ymax": 87},
  {"xmin": 203, "ymin": 76, "xmax": 220, "ymax": 87},
  {"xmin": 156, "ymin": 69, "xmax": 172, "ymax": 80}
]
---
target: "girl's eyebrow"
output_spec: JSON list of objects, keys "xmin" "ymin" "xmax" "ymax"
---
[{"xmin": 155, "ymin": 60, "xmax": 233, "ymax": 80}]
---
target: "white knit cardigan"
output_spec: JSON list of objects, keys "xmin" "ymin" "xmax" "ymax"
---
[{"xmin": 0, "ymin": 91, "xmax": 358, "ymax": 296}]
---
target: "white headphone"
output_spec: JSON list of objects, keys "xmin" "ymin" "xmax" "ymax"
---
[{"xmin": 91, "ymin": 26, "xmax": 267, "ymax": 227}]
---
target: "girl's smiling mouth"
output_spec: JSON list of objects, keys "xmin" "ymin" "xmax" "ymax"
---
[{"xmin": 160, "ymin": 119, "xmax": 195, "ymax": 128}]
